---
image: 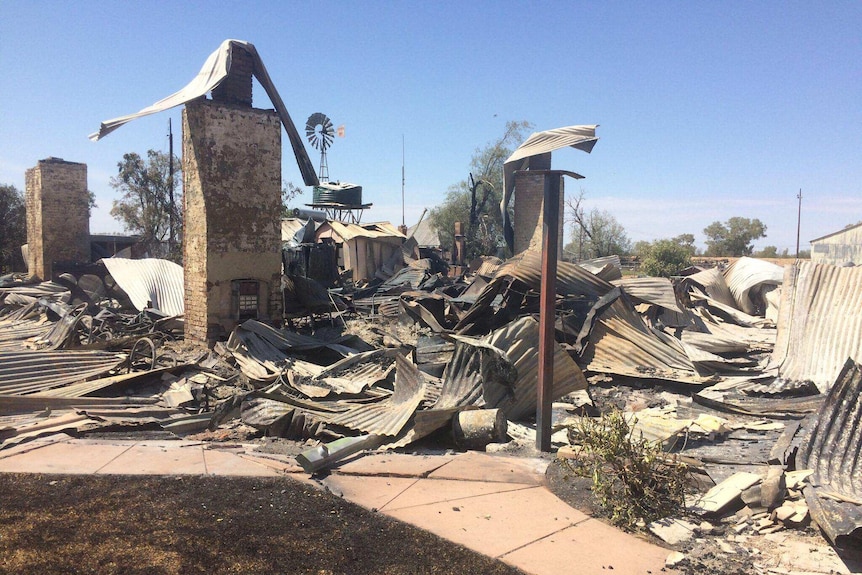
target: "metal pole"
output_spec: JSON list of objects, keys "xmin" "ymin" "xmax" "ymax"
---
[
  {"xmin": 168, "ymin": 118, "xmax": 175, "ymax": 256},
  {"xmin": 537, "ymin": 172, "xmax": 560, "ymax": 452},
  {"xmin": 796, "ymin": 189, "xmax": 802, "ymax": 258},
  {"xmin": 401, "ymin": 135, "xmax": 406, "ymax": 228}
]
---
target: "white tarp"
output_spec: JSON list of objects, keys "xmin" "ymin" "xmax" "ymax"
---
[
  {"xmin": 90, "ymin": 39, "xmax": 318, "ymax": 186},
  {"xmin": 502, "ymin": 125, "xmax": 599, "ymax": 251},
  {"xmin": 101, "ymin": 258, "xmax": 184, "ymax": 316}
]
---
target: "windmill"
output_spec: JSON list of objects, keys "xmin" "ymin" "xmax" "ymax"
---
[{"xmin": 305, "ymin": 112, "xmax": 334, "ymax": 183}]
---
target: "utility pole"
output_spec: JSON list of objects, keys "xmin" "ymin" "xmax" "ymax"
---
[
  {"xmin": 401, "ymin": 135, "xmax": 406, "ymax": 229},
  {"xmin": 796, "ymin": 188, "xmax": 802, "ymax": 258},
  {"xmin": 168, "ymin": 118, "xmax": 175, "ymax": 256}
]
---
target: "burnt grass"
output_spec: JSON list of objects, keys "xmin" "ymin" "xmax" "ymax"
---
[{"xmin": 0, "ymin": 473, "xmax": 526, "ymax": 575}]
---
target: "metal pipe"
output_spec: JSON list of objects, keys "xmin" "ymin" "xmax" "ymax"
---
[{"xmin": 537, "ymin": 172, "xmax": 561, "ymax": 452}]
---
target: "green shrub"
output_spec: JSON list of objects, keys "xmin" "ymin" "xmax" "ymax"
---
[
  {"xmin": 565, "ymin": 409, "xmax": 689, "ymax": 530},
  {"xmin": 640, "ymin": 239, "xmax": 691, "ymax": 277}
]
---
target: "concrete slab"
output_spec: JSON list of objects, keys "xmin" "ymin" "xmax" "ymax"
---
[
  {"xmin": 0, "ymin": 439, "xmax": 132, "ymax": 474},
  {"xmin": 334, "ymin": 452, "xmax": 456, "ymax": 477},
  {"xmin": 96, "ymin": 443, "xmax": 206, "ymax": 475},
  {"xmin": 501, "ymin": 517, "xmax": 674, "ymax": 575},
  {"xmin": 202, "ymin": 449, "xmax": 281, "ymax": 476},
  {"xmin": 321, "ymin": 475, "xmax": 419, "ymax": 511},
  {"xmin": 236, "ymin": 452, "xmax": 305, "ymax": 474},
  {"xmin": 384, "ymin": 485, "xmax": 588, "ymax": 558},
  {"xmin": 428, "ymin": 451, "xmax": 548, "ymax": 485},
  {"xmin": 383, "ymin": 478, "xmax": 538, "ymax": 512},
  {"xmin": 0, "ymin": 433, "xmax": 73, "ymax": 460}
]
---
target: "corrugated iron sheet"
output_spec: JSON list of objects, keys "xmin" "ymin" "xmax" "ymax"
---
[
  {"xmin": 494, "ymin": 251, "xmax": 614, "ymax": 298},
  {"xmin": 479, "ymin": 316, "xmax": 587, "ymax": 420},
  {"xmin": 684, "ymin": 267, "xmax": 737, "ymax": 309},
  {"xmin": 101, "ymin": 258, "xmax": 184, "ymax": 316},
  {"xmin": 326, "ymin": 354, "xmax": 425, "ymax": 436},
  {"xmin": 798, "ymin": 358, "xmax": 862, "ymax": 547},
  {"xmin": 723, "ymin": 257, "xmax": 785, "ymax": 316},
  {"xmin": 614, "ymin": 276, "xmax": 682, "ymax": 314},
  {"xmin": 582, "ymin": 298, "xmax": 716, "ymax": 384},
  {"xmin": 772, "ymin": 261, "xmax": 862, "ymax": 390},
  {"xmin": 0, "ymin": 350, "xmax": 127, "ymax": 395}
]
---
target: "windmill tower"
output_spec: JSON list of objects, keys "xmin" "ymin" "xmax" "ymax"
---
[{"xmin": 305, "ymin": 112, "xmax": 334, "ymax": 183}]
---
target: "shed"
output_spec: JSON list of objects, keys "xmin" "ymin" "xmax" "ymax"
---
[
  {"xmin": 315, "ymin": 221, "xmax": 406, "ymax": 282},
  {"xmin": 810, "ymin": 222, "xmax": 862, "ymax": 266}
]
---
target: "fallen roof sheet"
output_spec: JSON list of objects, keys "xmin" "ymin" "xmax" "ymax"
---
[
  {"xmin": 326, "ymin": 354, "xmax": 426, "ymax": 436},
  {"xmin": 101, "ymin": 258, "xmax": 184, "ymax": 316},
  {"xmin": 772, "ymin": 261, "xmax": 862, "ymax": 391},
  {"xmin": 0, "ymin": 350, "xmax": 127, "ymax": 395},
  {"xmin": 581, "ymin": 297, "xmax": 716, "ymax": 385},
  {"xmin": 723, "ymin": 257, "xmax": 785, "ymax": 316},
  {"xmin": 798, "ymin": 358, "xmax": 862, "ymax": 547},
  {"xmin": 90, "ymin": 39, "xmax": 318, "ymax": 186},
  {"xmin": 613, "ymin": 276, "xmax": 683, "ymax": 315}
]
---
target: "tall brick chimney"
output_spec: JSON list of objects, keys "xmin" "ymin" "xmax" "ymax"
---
[
  {"xmin": 25, "ymin": 158, "xmax": 90, "ymax": 280},
  {"xmin": 182, "ymin": 44, "xmax": 283, "ymax": 346}
]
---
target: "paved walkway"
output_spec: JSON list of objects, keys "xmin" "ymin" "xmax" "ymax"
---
[{"xmin": 0, "ymin": 435, "xmax": 676, "ymax": 575}]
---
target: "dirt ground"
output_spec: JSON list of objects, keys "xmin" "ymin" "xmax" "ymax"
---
[{"xmin": 0, "ymin": 472, "xmax": 527, "ymax": 575}]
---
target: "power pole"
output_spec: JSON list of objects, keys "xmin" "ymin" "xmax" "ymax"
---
[{"xmin": 796, "ymin": 189, "xmax": 802, "ymax": 258}]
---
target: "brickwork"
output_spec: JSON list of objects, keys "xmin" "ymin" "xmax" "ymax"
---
[
  {"xmin": 182, "ymin": 99, "xmax": 282, "ymax": 346},
  {"xmin": 513, "ymin": 172, "xmax": 565, "ymax": 255},
  {"xmin": 211, "ymin": 45, "xmax": 253, "ymax": 106},
  {"xmin": 25, "ymin": 158, "xmax": 89, "ymax": 280}
]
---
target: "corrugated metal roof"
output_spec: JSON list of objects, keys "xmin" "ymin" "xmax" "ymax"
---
[
  {"xmin": 798, "ymin": 358, "xmax": 862, "ymax": 546},
  {"xmin": 407, "ymin": 217, "xmax": 441, "ymax": 248},
  {"xmin": 323, "ymin": 221, "xmax": 406, "ymax": 241},
  {"xmin": 101, "ymin": 258, "xmax": 184, "ymax": 316},
  {"xmin": 723, "ymin": 257, "xmax": 785, "ymax": 315},
  {"xmin": 772, "ymin": 261, "xmax": 862, "ymax": 390},
  {"xmin": 0, "ymin": 350, "xmax": 127, "ymax": 395}
]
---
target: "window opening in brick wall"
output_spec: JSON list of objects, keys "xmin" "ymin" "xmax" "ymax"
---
[{"xmin": 233, "ymin": 279, "xmax": 260, "ymax": 321}]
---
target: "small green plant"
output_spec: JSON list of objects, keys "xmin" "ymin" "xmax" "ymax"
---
[{"xmin": 565, "ymin": 409, "xmax": 689, "ymax": 530}]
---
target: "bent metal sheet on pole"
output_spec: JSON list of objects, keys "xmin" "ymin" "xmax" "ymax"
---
[{"xmin": 501, "ymin": 125, "xmax": 599, "ymax": 252}]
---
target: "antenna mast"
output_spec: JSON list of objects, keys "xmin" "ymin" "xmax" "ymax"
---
[
  {"xmin": 796, "ymin": 188, "xmax": 802, "ymax": 258},
  {"xmin": 401, "ymin": 135, "xmax": 405, "ymax": 228},
  {"xmin": 168, "ymin": 118, "xmax": 175, "ymax": 255}
]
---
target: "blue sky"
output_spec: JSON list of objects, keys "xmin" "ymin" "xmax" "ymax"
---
[{"xmin": 1, "ymin": 1, "xmax": 860, "ymax": 252}]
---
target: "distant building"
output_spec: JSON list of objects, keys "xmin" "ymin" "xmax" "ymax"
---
[{"xmin": 810, "ymin": 222, "xmax": 862, "ymax": 266}]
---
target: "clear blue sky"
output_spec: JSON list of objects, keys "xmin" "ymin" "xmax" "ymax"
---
[{"xmin": 2, "ymin": 1, "xmax": 860, "ymax": 252}]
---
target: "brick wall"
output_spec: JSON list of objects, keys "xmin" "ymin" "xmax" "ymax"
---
[
  {"xmin": 211, "ymin": 44, "xmax": 253, "ymax": 106},
  {"xmin": 182, "ymin": 99, "xmax": 282, "ymax": 346},
  {"xmin": 513, "ymin": 171, "xmax": 565, "ymax": 255},
  {"xmin": 25, "ymin": 158, "xmax": 89, "ymax": 280}
]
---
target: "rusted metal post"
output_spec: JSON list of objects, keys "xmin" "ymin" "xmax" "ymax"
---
[{"xmin": 537, "ymin": 172, "xmax": 561, "ymax": 452}]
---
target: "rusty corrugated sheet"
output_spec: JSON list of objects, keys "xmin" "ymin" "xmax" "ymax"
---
[
  {"xmin": 772, "ymin": 262, "xmax": 862, "ymax": 390},
  {"xmin": 613, "ymin": 276, "xmax": 682, "ymax": 314},
  {"xmin": 480, "ymin": 316, "xmax": 587, "ymax": 419},
  {"xmin": 798, "ymin": 358, "xmax": 862, "ymax": 547},
  {"xmin": 326, "ymin": 354, "xmax": 426, "ymax": 436},
  {"xmin": 723, "ymin": 257, "xmax": 784, "ymax": 316},
  {"xmin": 582, "ymin": 298, "xmax": 716, "ymax": 384},
  {"xmin": 494, "ymin": 251, "xmax": 614, "ymax": 297},
  {"xmin": 0, "ymin": 350, "xmax": 127, "ymax": 395}
]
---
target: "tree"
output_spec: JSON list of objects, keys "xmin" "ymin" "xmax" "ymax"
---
[
  {"xmin": 754, "ymin": 245, "xmax": 779, "ymax": 258},
  {"xmin": 564, "ymin": 191, "xmax": 631, "ymax": 260},
  {"xmin": 703, "ymin": 217, "xmax": 766, "ymax": 256},
  {"xmin": 672, "ymin": 233, "xmax": 698, "ymax": 257},
  {"xmin": 281, "ymin": 182, "xmax": 304, "ymax": 216},
  {"xmin": 0, "ymin": 183, "xmax": 26, "ymax": 272},
  {"xmin": 639, "ymin": 239, "xmax": 692, "ymax": 277},
  {"xmin": 429, "ymin": 120, "xmax": 533, "ymax": 259},
  {"xmin": 110, "ymin": 150, "xmax": 181, "ymax": 260}
]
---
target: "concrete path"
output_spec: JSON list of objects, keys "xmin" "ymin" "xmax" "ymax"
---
[{"xmin": 0, "ymin": 436, "xmax": 676, "ymax": 575}]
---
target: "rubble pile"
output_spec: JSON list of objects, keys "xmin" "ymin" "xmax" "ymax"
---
[{"xmin": 2, "ymin": 253, "xmax": 862, "ymax": 561}]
